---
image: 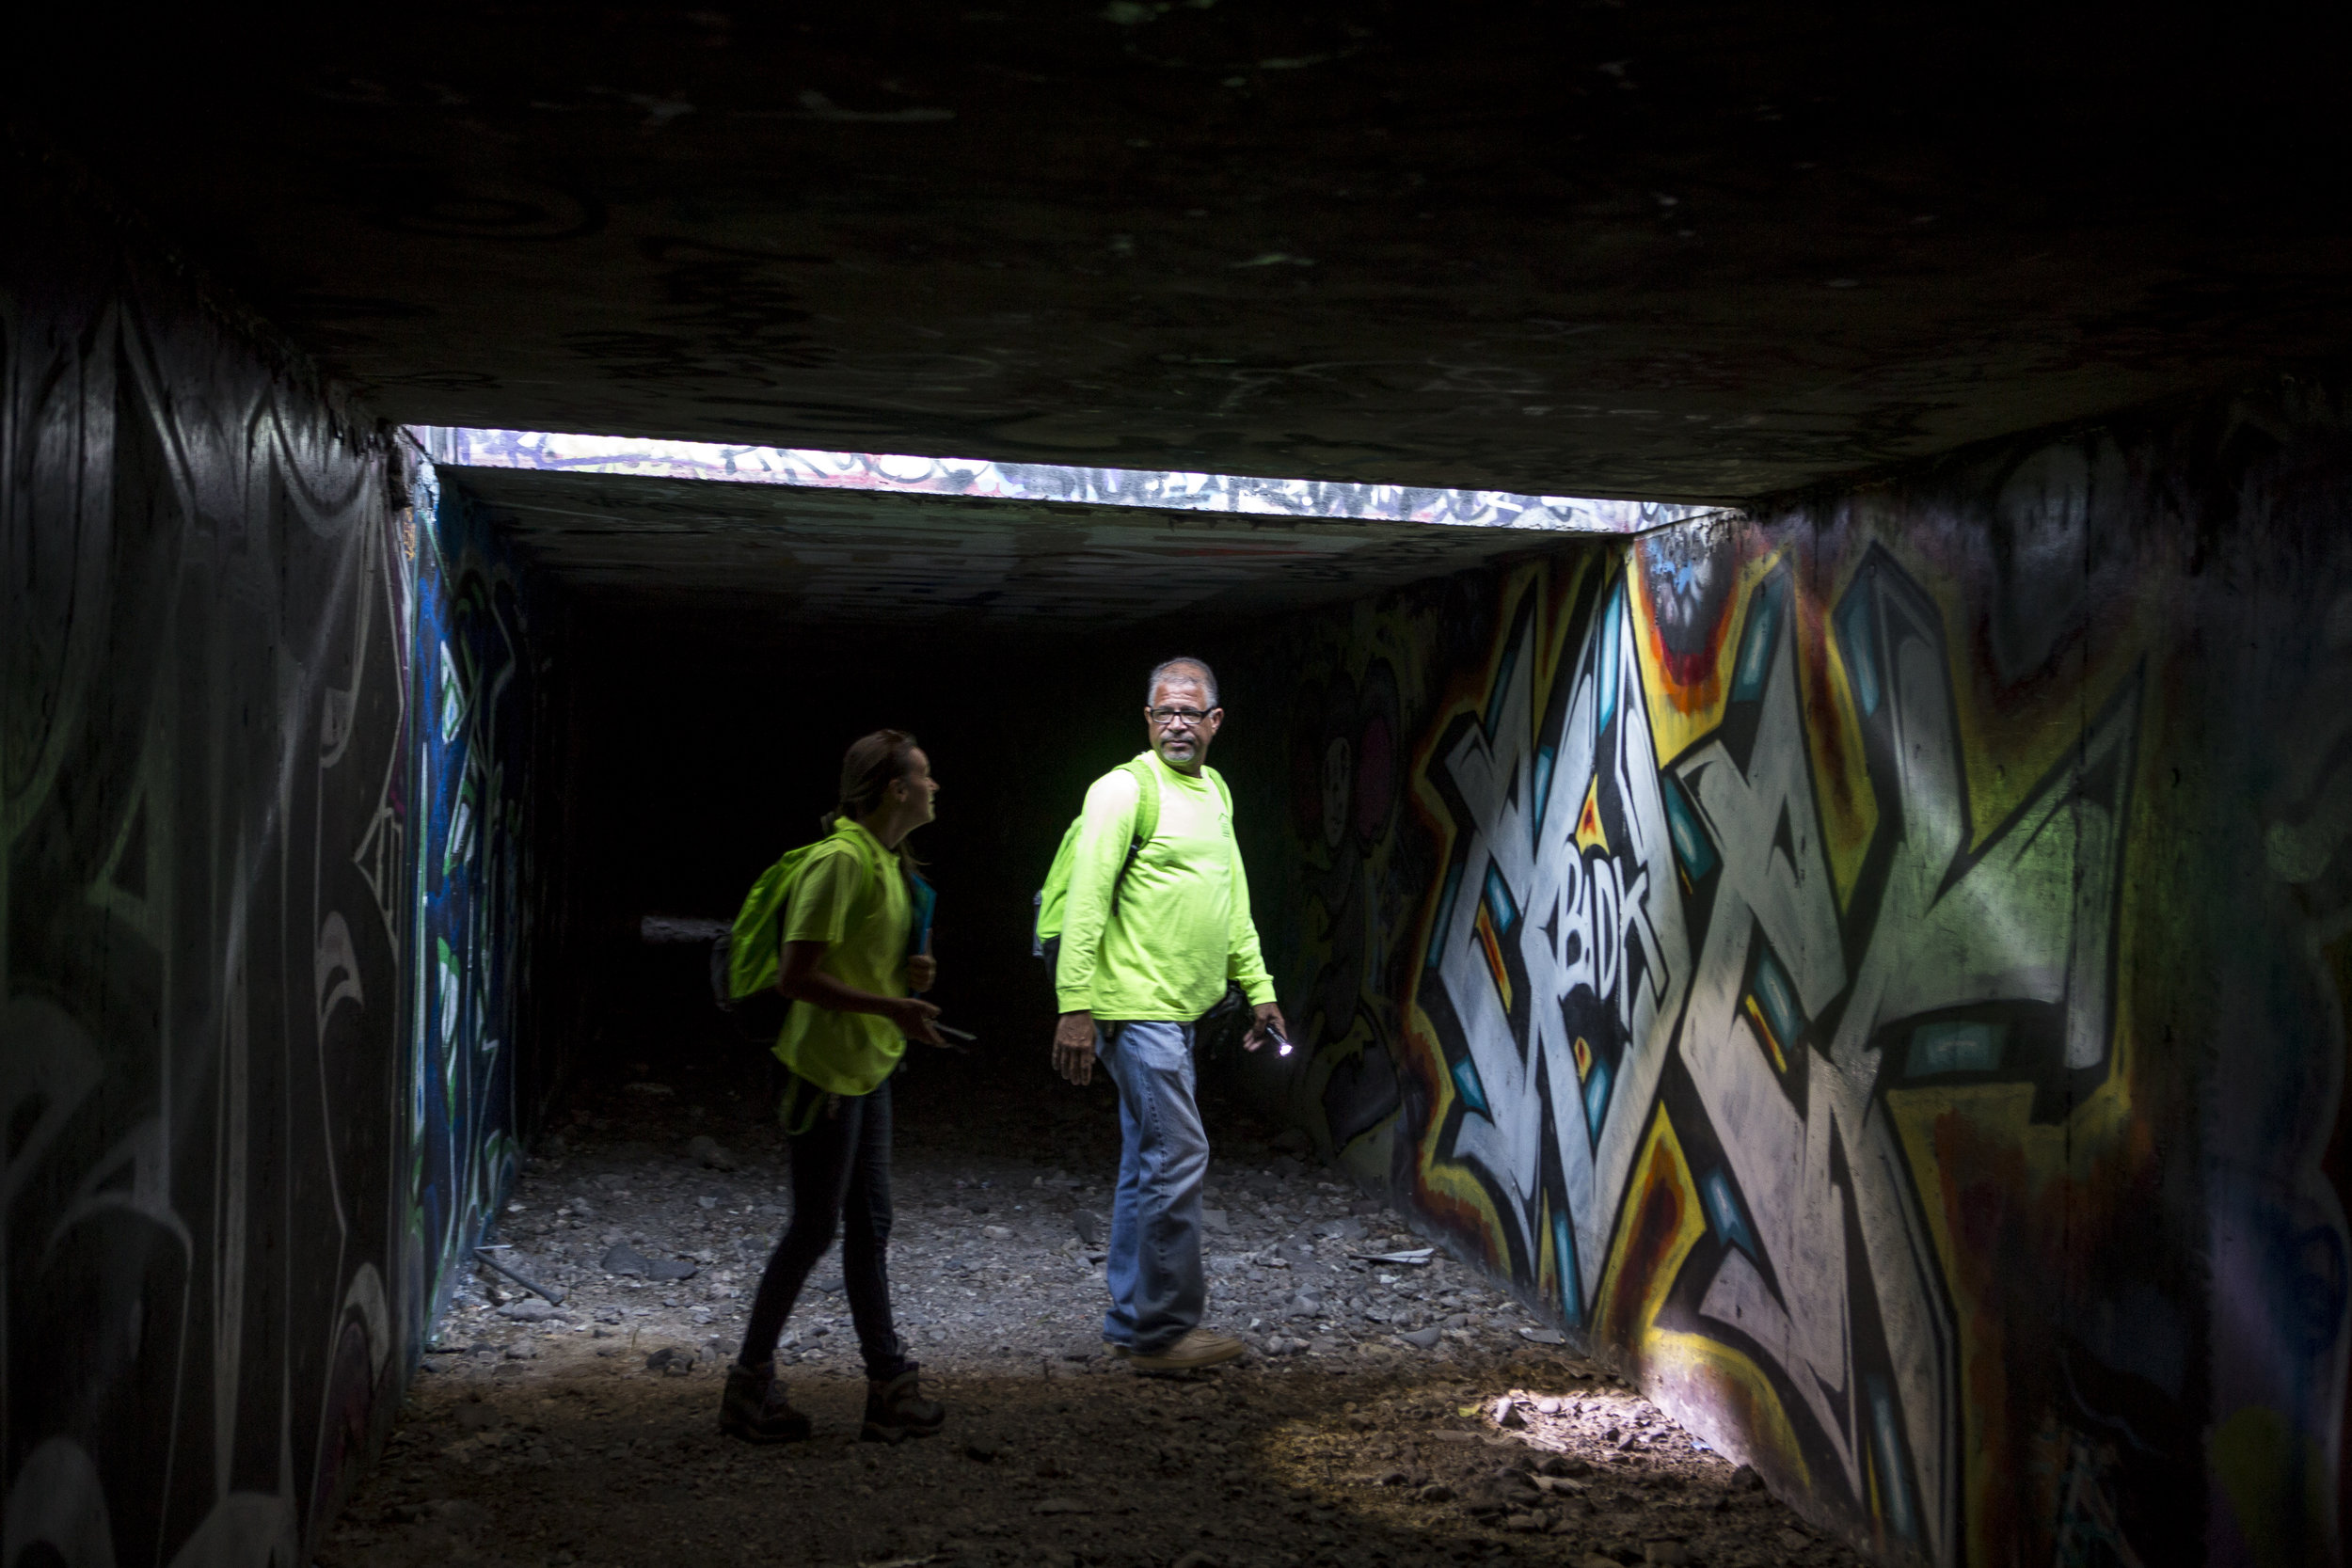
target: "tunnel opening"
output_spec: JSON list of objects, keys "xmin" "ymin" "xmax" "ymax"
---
[
  {"xmin": 409, "ymin": 423, "xmax": 1697, "ymax": 1248},
  {"xmin": 407, "ymin": 422, "xmax": 1720, "ymax": 1068},
  {"xmin": 372, "ymin": 429, "xmax": 1812, "ymax": 1568}
]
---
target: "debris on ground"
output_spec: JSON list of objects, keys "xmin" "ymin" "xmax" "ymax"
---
[{"xmin": 322, "ymin": 1053, "xmax": 1860, "ymax": 1568}]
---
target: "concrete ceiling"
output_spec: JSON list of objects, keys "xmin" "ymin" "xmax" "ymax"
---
[
  {"xmin": 16, "ymin": 3, "xmax": 2352, "ymax": 505},
  {"xmin": 440, "ymin": 463, "xmax": 1596, "ymax": 626}
]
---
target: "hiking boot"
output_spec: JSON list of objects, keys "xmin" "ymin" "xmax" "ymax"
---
[
  {"xmin": 1128, "ymin": 1327, "xmax": 1247, "ymax": 1374},
  {"xmin": 862, "ymin": 1363, "xmax": 946, "ymax": 1443},
  {"xmin": 1103, "ymin": 1338, "xmax": 1133, "ymax": 1359},
  {"xmin": 719, "ymin": 1359, "xmax": 812, "ymax": 1444}
]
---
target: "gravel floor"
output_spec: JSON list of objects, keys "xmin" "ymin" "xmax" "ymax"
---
[{"xmin": 320, "ymin": 1047, "xmax": 1864, "ymax": 1568}]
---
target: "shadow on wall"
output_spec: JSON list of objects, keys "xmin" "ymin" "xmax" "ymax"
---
[
  {"xmin": 1, "ymin": 162, "xmax": 558, "ymax": 1566},
  {"xmin": 1243, "ymin": 384, "xmax": 2352, "ymax": 1566}
]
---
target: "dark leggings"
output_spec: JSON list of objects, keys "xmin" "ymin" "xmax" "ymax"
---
[{"xmin": 739, "ymin": 1076, "xmax": 908, "ymax": 1380}]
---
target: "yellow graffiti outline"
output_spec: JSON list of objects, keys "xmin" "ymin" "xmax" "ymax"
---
[
  {"xmin": 1645, "ymin": 1328, "xmax": 1819, "ymax": 1494},
  {"xmin": 1883, "ymin": 1079, "xmax": 2036, "ymax": 1560},
  {"xmin": 1818, "ymin": 514, "xmax": 2157, "ymax": 863},
  {"xmin": 1625, "ymin": 542, "xmax": 1782, "ymax": 762},
  {"xmin": 1536, "ymin": 1193, "xmax": 1558, "ymax": 1308},
  {"xmin": 1627, "ymin": 542, "xmax": 1883, "ymax": 909},
  {"xmin": 1803, "ymin": 593, "xmax": 1883, "ymax": 909},
  {"xmin": 1591, "ymin": 1108, "xmax": 1708, "ymax": 1349},
  {"xmin": 1602, "ymin": 1108, "xmax": 1818, "ymax": 1493}
]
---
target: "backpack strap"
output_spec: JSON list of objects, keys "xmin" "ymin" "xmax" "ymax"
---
[
  {"xmin": 1202, "ymin": 764, "xmax": 1233, "ymax": 816},
  {"xmin": 1109, "ymin": 755, "xmax": 1162, "ymax": 914}
]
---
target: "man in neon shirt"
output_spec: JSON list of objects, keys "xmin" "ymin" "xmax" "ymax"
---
[{"xmin": 1053, "ymin": 657, "xmax": 1286, "ymax": 1372}]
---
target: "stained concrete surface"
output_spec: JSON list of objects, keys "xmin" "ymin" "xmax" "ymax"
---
[
  {"xmin": 322, "ymin": 1051, "xmax": 1864, "ymax": 1568},
  {"xmin": 21, "ymin": 6, "xmax": 2352, "ymax": 498},
  {"xmin": 437, "ymin": 465, "xmax": 1619, "ymax": 626}
]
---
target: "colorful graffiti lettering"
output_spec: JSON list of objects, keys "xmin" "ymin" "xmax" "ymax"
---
[
  {"xmin": 1270, "ymin": 436, "xmax": 2350, "ymax": 1564},
  {"xmin": 406, "ymin": 465, "xmax": 544, "ymax": 1339},
  {"xmin": 1407, "ymin": 537, "xmax": 2146, "ymax": 1561}
]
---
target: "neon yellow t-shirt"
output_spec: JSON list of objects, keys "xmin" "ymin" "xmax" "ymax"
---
[
  {"xmin": 771, "ymin": 818, "xmax": 911, "ymax": 1095},
  {"xmin": 1054, "ymin": 752, "xmax": 1276, "ymax": 1020}
]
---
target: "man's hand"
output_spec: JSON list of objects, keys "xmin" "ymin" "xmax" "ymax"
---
[
  {"xmin": 1054, "ymin": 1010, "xmax": 1097, "ymax": 1085},
  {"xmin": 905, "ymin": 954, "xmax": 937, "ymax": 993},
  {"xmin": 1243, "ymin": 1002, "xmax": 1289, "ymax": 1054},
  {"xmin": 882, "ymin": 995, "xmax": 944, "ymax": 1047}
]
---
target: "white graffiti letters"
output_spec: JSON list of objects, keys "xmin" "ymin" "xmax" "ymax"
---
[{"xmin": 1431, "ymin": 587, "xmax": 1690, "ymax": 1310}]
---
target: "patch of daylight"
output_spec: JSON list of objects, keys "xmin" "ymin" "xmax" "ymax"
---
[{"xmin": 406, "ymin": 426, "xmax": 1723, "ymax": 535}]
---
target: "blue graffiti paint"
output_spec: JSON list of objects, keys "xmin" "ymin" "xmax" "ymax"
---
[
  {"xmin": 1904, "ymin": 1020, "xmax": 2006, "ymax": 1077},
  {"xmin": 1453, "ymin": 1053, "xmax": 1493, "ymax": 1119},
  {"xmin": 1428, "ymin": 862, "xmax": 1466, "ymax": 969},
  {"xmin": 1731, "ymin": 579, "xmax": 1784, "ymax": 703},
  {"xmin": 1701, "ymin": 1166, "xmax": 1758, "ymax": 1259},
  {"xmin": 1597, "ymin": 588, "xmax": 1623, "ymax": 735},
  {"xmin": 1750, "ymin": 944, "xmax": 1806, "ymax": 1054},
  {"xmin": 407, "ymin": 468, "xmax": 547, "ymax": 1338},
  {"xmin": 1866, "ymin": 1374, "xmax": 1920, "ymax": 1543},
  {"xmin": 1581, "ymin": 1053, "xmax": 1613, "ymax": 1142},
  {"xmin": 1485, "ymin": 630, "xmax": 1522, "ymax": 742},
  {"xmin": 1660, "ymin": 771, "xmax": 1719, "ymax": 882},
  {"xmin": 1553, "ymin": 1207, "xmax": 1583, "ymax": 1325},
  {"xmin": 1483, "ymin": 863, "xmax": 1521, "ymax": 936},
  {"xmin": 1837, "ymin": 581, "xmax": 1882, "ymax": 717},
  {"xmin": 1531, "ymin": 744, "xmax": 1557, "ymax": 850}
]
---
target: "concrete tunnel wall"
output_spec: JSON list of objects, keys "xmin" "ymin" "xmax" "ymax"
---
[
  {"xmin": 1224, "ymin": 385, "xmax": 2352, "ymax": 1566},
  {"xmin": 1, "ymin": 160, "xmax": 565, "ymax": 1565}
]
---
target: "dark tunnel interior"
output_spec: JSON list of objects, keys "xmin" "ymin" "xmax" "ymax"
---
[
  {"xmin": 7, "ymin": 5, "xmax": 2352, "ymax": 1567},
  {"xmin": 564, "ymin": 616, "xmax": 1263, "ymax": 1075},
  {"xmin": 535, "ymin": 501, "xmax": 1556, "ymax": 1085}
]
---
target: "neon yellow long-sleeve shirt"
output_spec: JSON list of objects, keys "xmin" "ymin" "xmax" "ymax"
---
[{"xmin": 1053, "ymin": 752, "xmax": 1277, "ymax": 1020}]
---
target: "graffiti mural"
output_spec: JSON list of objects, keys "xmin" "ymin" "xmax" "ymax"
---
[
  {"xmin": 1285, "ymin": 657, "xmax": 1418, "ymax": 1155},
  {"xmin": 405, "ymin": 467, "xmax": 549, "ymax": 1338},
  {"xmin": 1416, "ymin": 542, "xmax": 2146, "ymax": 1563},
  {"xmin": 1263, "ymin": 394, "xmax": 2350, "ymax": 1565},
  {"xmin": 3, "ymin": 162, "xmax": 417, "ymax": 1565}
]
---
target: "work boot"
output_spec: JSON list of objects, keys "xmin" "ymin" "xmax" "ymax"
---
[
  {"xmin": 719, "ymin": 1359, "xmax": 812, "ymax": 1444},
  {"xmin": 861, "ymin": 1362, "xmax": 946, "ymax": 1443},
  {"xmin": 1128, "ymin": 1327, "xmax": 1246, "ymax": 1374}
]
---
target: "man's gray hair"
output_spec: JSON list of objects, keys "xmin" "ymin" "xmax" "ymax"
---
[{"xmin": 1146, "ymin": 657, "xmax": 1220, "ymax": 709}]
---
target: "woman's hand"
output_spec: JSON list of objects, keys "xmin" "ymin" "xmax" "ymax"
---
[
  {"xmin": 905, "ymin": 954, "xmax": 937, "ymax": 993},
  {"xmin": 784, "ymin": 938, "xmax": 943, "ymax": 1043},
  {"xmin": 882, "ymin": 995, "xmax": 944, "ymax": 1047}
]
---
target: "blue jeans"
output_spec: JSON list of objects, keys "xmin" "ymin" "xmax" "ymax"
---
[{"xmin": 1096, "ymin": 1021, "xmax": 1209, "ymax": 1354}]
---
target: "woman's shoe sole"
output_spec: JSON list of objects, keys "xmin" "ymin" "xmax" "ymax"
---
[
  {"xmin": 720, "ymin": 1419, "xmax": 812, "ymax": 1445},
  {"xmin": 1127, "ymin": 1341, "xmax": 1245, "ymax": 1373},
  {"xmin": 860, "ymin": 1420, "xmax": 942, "ymax": 1444}
]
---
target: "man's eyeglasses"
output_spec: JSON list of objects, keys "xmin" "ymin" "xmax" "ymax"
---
[{"xmin": 1148, "ymin": 705, "xmax": 1216, "ymax": 727}]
